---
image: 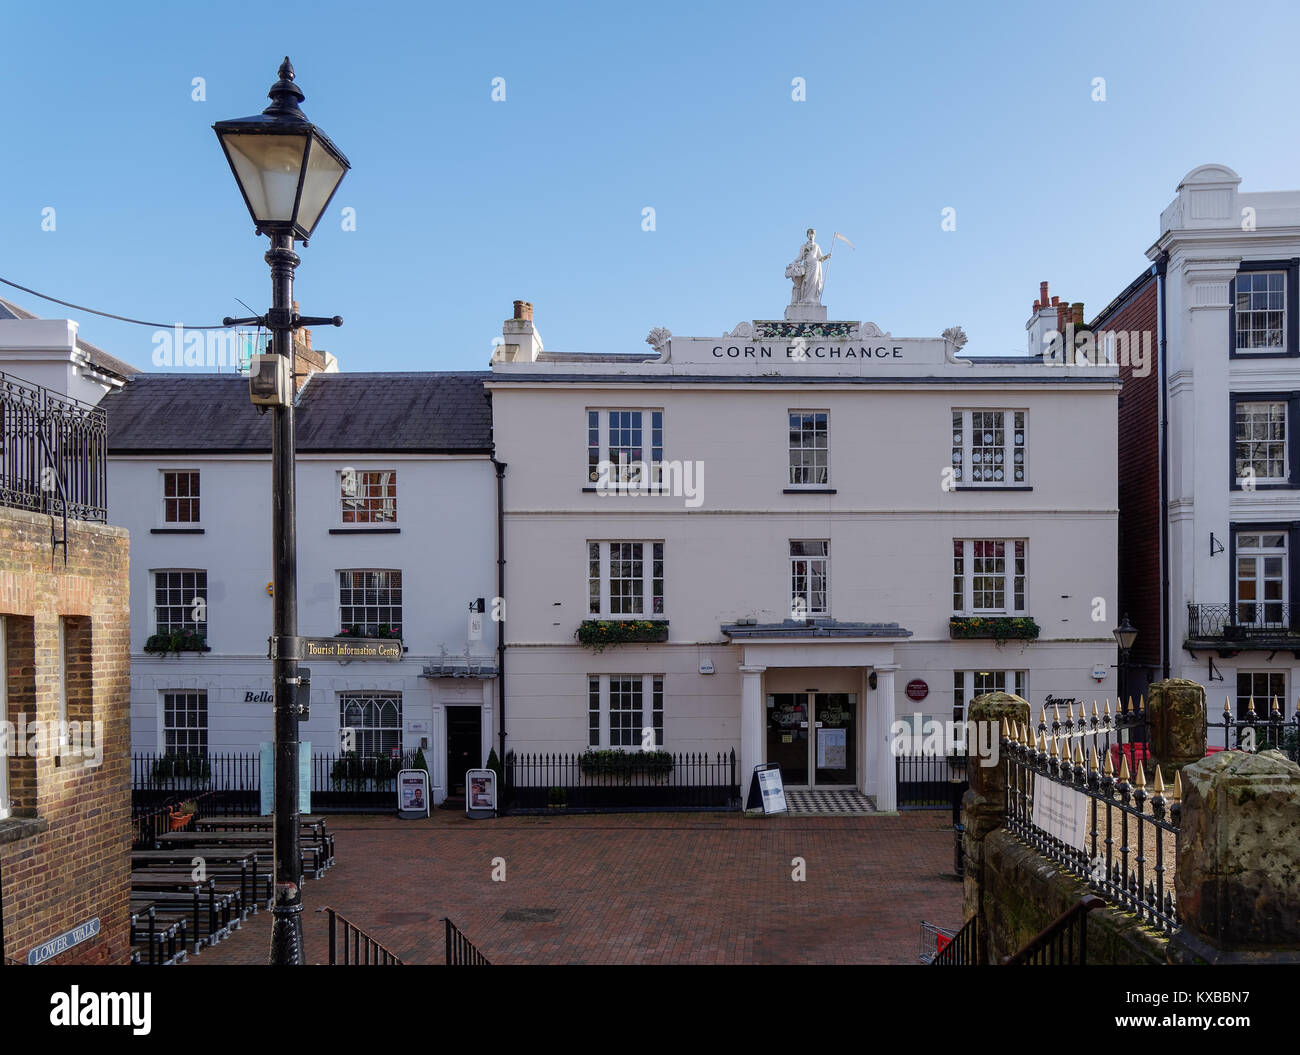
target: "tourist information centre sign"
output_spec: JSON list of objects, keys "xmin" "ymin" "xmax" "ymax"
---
[{"xmin": 299, "ymin": 637, "xmax": 402, "ymax": 661}]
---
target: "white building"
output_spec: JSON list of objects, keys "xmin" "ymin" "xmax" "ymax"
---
[
  {"xmin": 489, "ymin": 283, "xmax": 1121, "ymax": 809},
  {"xmin": 1102, "ymin": 165, "xmax": 1300, "ymax": 720},
  {"xmin": 102, "ymin": 370, "xmax": 500, "ymax": 805}
]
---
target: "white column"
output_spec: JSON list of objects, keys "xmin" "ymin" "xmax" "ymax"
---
[
  {"xmin": 874, "ymin": 666, "xmax": 898, "ymax": 812},
  {"xmin": 739, "ymin": 664, "xmax": 766, "ymax": 785}
]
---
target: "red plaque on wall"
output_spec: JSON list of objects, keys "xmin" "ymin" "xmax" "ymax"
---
[{"xmin": 905, "ymin": 679, "xmax": 929, "ymax": 702}]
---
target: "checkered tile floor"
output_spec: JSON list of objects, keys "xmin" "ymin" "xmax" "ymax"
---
[{"xmin": 783, "ymin": 788, "xmax": 877, "ymax": 814}]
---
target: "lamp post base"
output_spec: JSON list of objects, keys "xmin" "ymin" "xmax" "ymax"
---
[{"xmin": 269, "ymin": 897, "xmax": 305, "ymax": 965}]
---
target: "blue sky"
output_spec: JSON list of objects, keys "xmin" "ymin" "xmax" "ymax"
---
[{"xmin": 3, "ymin": 0, "xmax": 1299, "ymax": 372}]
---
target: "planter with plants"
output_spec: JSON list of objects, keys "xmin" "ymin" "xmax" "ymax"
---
[
  {"xmin": 948, "ymin": 616, "xmax": 1040, "ymax": 644},
  {"xmin": 575, "ymin": 619, "xmax": 669, "ymax": 653},
  {"xmin": 577, "ymin": 749, "xmax": 674, "ymax": 783},
  {"xmin": 329, "ymin": 751, "xmax": 402, "ymax": 787},
  {"xmin": 151, "ymin": 754, "xmax": 211, "ymax": 787},
  {"xmin": 143, "ymin": 628, "xmax": 210, "ymax": 655}
]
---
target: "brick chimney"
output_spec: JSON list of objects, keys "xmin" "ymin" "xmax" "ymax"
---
[
  {"xmin": 290, "ymin": 299, "xmax": 338, "ymax": 391},
  {"xmin": 494, "ymin": 299, "xmax": 543, "ymax": 363},
  {"xmin": 1026, "ymin": 280, "xmax": 1069, "ymax": 356}
]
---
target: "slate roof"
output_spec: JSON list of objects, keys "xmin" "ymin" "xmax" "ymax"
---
[
  {"xmin": 0, "ymin": 296, "xmax": 141, "ymax": 379},
  {"xmin": 103, "ymin": 371, "xmax": 493, "ymax": 454}
]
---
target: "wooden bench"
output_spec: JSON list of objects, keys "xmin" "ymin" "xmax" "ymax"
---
[
  {"xmin": 129, "ymin": 905, "xmax": 188, "ymax": 965},
  {"xmin": 133, "ymin": 867, "xmax": 271, "ymax": 912},
  {"xmin": 155, "ymin": 832, "xmax": 328, "ymax": 878},
  {"xmin": 131, "ymin": 878, "xmax": 244, "ymax": 948}
]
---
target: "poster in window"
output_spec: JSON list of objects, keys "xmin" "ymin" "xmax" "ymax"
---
[{"xmin": 817, "ymin": 727, "xmax": 846, "ymax": 769}]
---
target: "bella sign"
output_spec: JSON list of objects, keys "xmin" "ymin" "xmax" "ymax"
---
[{"xmin": 300, "ymin": 636, "xmax": 402, "ymax": 661}]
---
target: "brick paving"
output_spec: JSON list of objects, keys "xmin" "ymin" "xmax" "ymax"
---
[{"xmin": 187, "ymin": 810, "xmax": 962, "ymax": 965}]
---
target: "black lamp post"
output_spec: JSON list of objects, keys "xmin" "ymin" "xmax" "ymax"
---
[
  {"xmin": 1113, "ymin": 614, "xmax": 1138, "ymax": 708},
  {"xmin": 214, "ymin": 58, "xmax": 349, "ymax": 965}
]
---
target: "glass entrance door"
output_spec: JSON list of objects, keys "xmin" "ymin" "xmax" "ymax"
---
[
  {"xmin": 766, "ymin": 692, "xmax": 857, "ymax": 787},
  {"xmin": 765, "ymin": 694, "xmax": 809, "ymax": 784}
]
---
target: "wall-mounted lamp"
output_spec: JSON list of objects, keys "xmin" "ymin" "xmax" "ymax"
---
[{"xmin": 868, "ymin": 671, "xmax": 878, "ymax": 690}]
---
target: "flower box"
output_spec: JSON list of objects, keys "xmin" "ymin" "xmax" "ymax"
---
[
  {"xmin": 949, "ymin": 616, "xmax": 1040, "ymax": 642},
  {"xmin": 143, "ymin": 630, "xmax": 211, "ymax": 655},
  {"xmin": 575, "ymin": 619, "xmax": 669, "ymax": 653}
]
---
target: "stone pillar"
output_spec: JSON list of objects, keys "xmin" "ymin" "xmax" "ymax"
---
[
  {"xmin": 1146, "ymin": 677, "xmax": 1206, "ymax": 777},
  {"xmin": 738, "ymin": 665, "xmax": 766, "ymax": 792},
  {"xmin": 874, "ymin": 667, "xmax": 898, "ymax": 812},
  {"xmin": 961, "ymin": 690, "xmax": 1030, "ymax": 962},
  {"xmin": 1169, "ymin": 749, "xmax": 1300, "ymax": 964}
]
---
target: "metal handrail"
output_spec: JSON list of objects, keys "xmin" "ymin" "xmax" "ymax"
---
[
  {"xmin": 1003, "ymin": 894, "xmax": 1105, "ymax": 965},
  {"xmin": 443, "ymin": 916, "xmax": 490, "ymax": 965},
  {"xmin": 323, "ymin": 906, "xmax": 403, "ymax": 965}
]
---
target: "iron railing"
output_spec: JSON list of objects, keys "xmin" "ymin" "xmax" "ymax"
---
[
  {"xmin": 896, "ymin": 752, "xmax": 968, "ymax": 809},
  {"xmin": 930, "ymin": 914, "xmax": 979, "ymax": 965},
  {"xmin": 1187, "ymin": 602, "xmax": 1300, "ymax": 641},
  {"xmin": 325, "ymin": 907, "xmax": 404, "ymax": 965},
  {"xmin": 443, "ymin": 917, "xmax": 490, "ymax": 965},
  {"xmin": 0, "ymin": 370, "xmax": 107, "ymax": 522},
  {"xmin": 503, "ymin": 750, "xmax": 739, "ymax": 812},
  {"xmin": 1002, "ymin": 702, "xmax": 1180, "ymax": 936},
  {"xmin": 1003, "ymin": 894, "xmax": 1105, "ymax": 965},
  {"xmin": 131, "ymin": 751, "xmax": 419, "ymax": 814},
  {"xmin": 1207, "ymin": 696, "xmax": 1300, "ymax": 761}
]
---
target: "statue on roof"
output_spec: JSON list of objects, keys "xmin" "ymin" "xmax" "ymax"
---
[{"xmin": 786, "ymin": 228, "xmax": 831, "ymax": 306}]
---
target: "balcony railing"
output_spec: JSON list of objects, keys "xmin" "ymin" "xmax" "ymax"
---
[
  {"xmin": 0, "ymin": 371, "xmax": 107, "ymax": 522},
  {"xmin": 1186, "ymin": 602, "xmax": 1300, "ymax": 643}
]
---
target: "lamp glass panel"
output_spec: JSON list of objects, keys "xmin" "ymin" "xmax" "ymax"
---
[
  {"xmin": 295, "ymin": 136, "xmax": 347, "ymax": 235},
  {"xmin": 220, "ymin": 131, "xmax": 310, "ymax": 224}
]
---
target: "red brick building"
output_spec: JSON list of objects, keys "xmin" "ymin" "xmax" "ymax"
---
[{"xmin": 0, "ymin": 310, "xmax": 135, "ymax": 964}]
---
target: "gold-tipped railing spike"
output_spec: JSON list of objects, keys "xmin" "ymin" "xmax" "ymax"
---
[
  {"xmin": 1138, "ymin": 694, "xmax": 1146, "ymax": 713},
  {"xmin": 1049, "ymin": 736, "xmax": 1059, "ymax": 759},
  {"xmin": 1103, "ymin": 699, "xmax": 1112, "ymax": 719},
  {"xmin": 1118, "ymin": 753, "xmax": 1131, "ymax": 782},
  {"xmin": 1247, "ymin": 696, "xmax": 1257, "ymax": 716},
  {"xmin": 1089, "ymin": 746, "xmax": 1100, "ymax": 773},
  {"xmin": 1066, "ymin": 701, "xmax": 1075, "ymax": 724},
  {"xmin": 1039, "ymin": 708, "xmax": 1047, "ymax": 729},
  {"xmin": 1073, "ymin": 741, "xmax": 1085, "ymax": 765},
  {"xmin": 1104, "ymin": 749, "xmax": 1115, "ymax": 777},
  {"xmin": 1224, "ymin": 697, "xmax": 1232, "ymax": 716},
  {"xmin": 1152, "ymin": 766, "xmax": 1165, "ymax": 797},
  {"xmin": 1092, "ymin": 699, "xmax": 1100, "ymax": 720},
  {"xmin": 1172, "ymin": 770, "xmax": 1183, "ymax": 801},
  {"xmin": 1001, "ymin": 716, "xmax": 1010, "ymax": 739},
  {"xmin": 1272, "ymin": 696, "xmax": 1282, "ymax": 716},
  {"xmin": 1133, "ymin": 760, "xmax": 1146, "ymax": 789}
]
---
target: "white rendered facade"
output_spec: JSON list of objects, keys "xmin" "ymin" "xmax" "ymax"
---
[
  {"xmin": 489, "ymin": 299, "xmax": 1121, "ymax": 807},
  {"xmin": 106, "ymin": 380, "xmax": 499, "ymax": 807},
  {"xmin": 1150, "ymin": 165, "xmax": 1300, "ymax": 717}
]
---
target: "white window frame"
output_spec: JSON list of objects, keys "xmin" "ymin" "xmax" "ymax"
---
[
  {"xmin": 339, "ymin": 691, "xmax": 403, "ymax": 759},
  {"xmin": 1235, "ymin": 271, "xmax": 1286, "ymax": 352},
  {"xmin": 339, "ymin": 468, "xmax": 398, "ymax": 525},
  {"xmin": 587, "ymin": 541, "xmax": 664, "ymax": 617},
  {"xmin": 160, "ymin": 469, "xmax": 201, "ymax": 526},
  {"xmin": 951, "ymin": 409, "xmax": 1027, "ymax": 486},
  {"xmin": 790, "ymin": 540, "xmax": 830, "ymax": 618},
  {"xmin": 153, "ymin": 569, "xmax": 208, "ymax": 636},
  {"xmin": 788, "ymin": 410, "xmax": 830, "ymax": 486},
  {"xmin": 1234, "ymin": 532, "xmax": 1287, "ymax": 627},
  {"xmin": 1234, "ymin": 401, "xmax": 1288, "ymax": 483},
  {"xmin": 586, "ymin": 408, "xmax": 664, "ymax": 486},
  {"xmin": 1235, "ymin": 670, "xmax": 1287, "ymax": 720},
  {"xmin": 953, "ymin": 540, "xmax": 1027, "ymax": 615},
  {"xmin": 587, "ymin": 674, "xmax": 664, "ymax": 750},
  {"xmin": 953, "ymin": 670, "xmax": 1028, "ymax": 725},
  {"xmin": 162, "ymin": 690, "xmax": 209, "ymax": 756},
  {"xmin": 338, "ymin": 569, "xmax": 404, "ymax": 635}
]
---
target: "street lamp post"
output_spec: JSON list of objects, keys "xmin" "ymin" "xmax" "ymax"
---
[
  {"xmin": 1113, "ymin": 614, "xmax": 1139, "ymax": 709},
  {"xmin": 214, "ymin": 58, "xmax": 349, "ymax": 965}
]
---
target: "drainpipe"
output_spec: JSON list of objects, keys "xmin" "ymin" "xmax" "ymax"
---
[
  {"xmin": 492, "ymin": 457, "xmax": 507, "ymax": 763},
  {"xmin": 1156, "ymin": 254, "xmax": 1171, "ymax": 679}
]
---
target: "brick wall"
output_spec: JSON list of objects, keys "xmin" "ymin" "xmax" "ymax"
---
[
  {"xmin": 0, "ymin": 505, "xmax": 131, "ymax": 965},
  {"xmin": 1103, "ymin": 278, "xmax": 1163, "ymax": 675}
]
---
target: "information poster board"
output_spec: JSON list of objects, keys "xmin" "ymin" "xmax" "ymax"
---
[
  {"xmin": 817, "ymin": 727, "xmax": 847, "ymax": 769},
  {"xmin": 466, "ymin": 768, "xmax": 496, "ymax": 817},
  {"xmin": 259, "ymin": 741, "xmax": 312, "ymax": 816},
  {"xmin": 397, "ymin": 768, "xmax": 430, "ymax": 818},
  {"xmin": 1032, "ymin": 778, "xmax": 1089, "ymax": 852},
  {"xmin": 745, "ymin": 762, "xmax": 787, "ymax": 815}
]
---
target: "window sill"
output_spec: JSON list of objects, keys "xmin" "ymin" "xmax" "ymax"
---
[
  {"xmin": 953, "ymin": 486, "xmax": 1033, "ymax": 492},
  {"xmin": 151, "ymin": 527, "xmax": 205, "ymax": 534},
  {"xmin": 783, "ymin": 487, "xmax": 837, "ymax": 494},
  {"xmin": 0, "ymin": 813, "xmax": 49, "ymax": 846},
  {"xmin": 329, "ymin": 527, "xmax": 401, "ymax": 534},
  {"xmin": 1231, "ymin": 483, "xmax": 1295, "ymax": 491}
]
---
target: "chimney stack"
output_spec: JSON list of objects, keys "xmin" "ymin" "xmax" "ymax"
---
[
  {"xmin": 1072, "ymin": 302, "xmax": 1085, "ymax": 327},
  {"xmin": 495, "ymin": 299, "xmax": 544, "ymax": 363},
  {"xmin": 1034, "ymin": 280, "xmax": 1050, "ymax": 313}
]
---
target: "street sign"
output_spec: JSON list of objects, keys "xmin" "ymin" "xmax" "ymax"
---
[
  {"xmin": 27, "ymin": 918, "xmax": 100, "ymax": 964},
  {"xmin": 297, "ymin": 636, "xmax": 402, "ymax": 661},
  {"xmin": 745, "ymin": 762, "xmax": 787, "ymax": 814}
]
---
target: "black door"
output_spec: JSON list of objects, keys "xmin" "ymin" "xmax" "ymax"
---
[{"xmin": 446, "ymin": 707, "xmax": 482, "ymax": 799}]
